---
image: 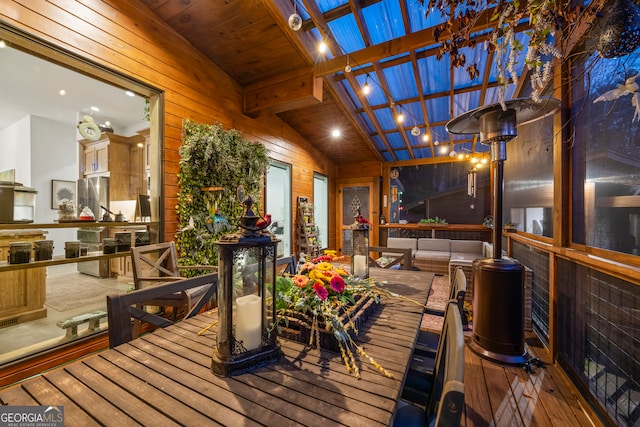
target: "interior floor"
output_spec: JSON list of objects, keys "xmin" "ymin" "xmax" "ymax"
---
[{"xmin": 0, "ymin": 264, "xmax": 130, "ymax": 365}]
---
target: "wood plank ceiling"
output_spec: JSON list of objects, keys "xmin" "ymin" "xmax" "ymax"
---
[{"xmin": 140, "ymin": 0, "xmax": 532, "ymax": 165}]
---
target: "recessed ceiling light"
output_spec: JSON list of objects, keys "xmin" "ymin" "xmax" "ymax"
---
[
  {"xmin": 59, "ymin": 89, "xmax": 66, "ymax": 96},
  {"xmin": 125, "ymin": 90, "xmax": 135, "ymax": 97},
  {"xmin": 0, "ymin": 40, "xmax": 6, "ymax": 48},
  {"xmin": 90, "ymin": 106, "xmax": 100, "ymax": 112},
  {"xmin": 331, "ymin": 129, "xmax": 341, "ymax": 138}
]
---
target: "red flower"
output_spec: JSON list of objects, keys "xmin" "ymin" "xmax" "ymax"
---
[
  {"xmin": 312, "ymin": 255, "xmax": 333, "ymax": 263},
  {"xmin": 330, "ymin": 275, "xmax": 345, "ymax": 293},
  {"xmin": 312, "ymin": 282, "xmax": 328, "ymax": 300}
]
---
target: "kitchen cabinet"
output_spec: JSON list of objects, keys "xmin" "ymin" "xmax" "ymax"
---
[
  {"xmin": 80, "ymin": 133, "xmax": 133, "ymax": 200},
  {"xmin": 83, "ymin": 140, "xmax": 109, "ymax": 175}
]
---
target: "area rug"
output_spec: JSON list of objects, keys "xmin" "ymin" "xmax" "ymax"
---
[{"xmin": 45, "ymin": 273, "xmax": 129, "ymax": 312}]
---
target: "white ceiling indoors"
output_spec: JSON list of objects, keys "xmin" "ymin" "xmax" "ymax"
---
[{"xmin": 0, "ymin": 43, "xmax": 147, "ymax": 135}]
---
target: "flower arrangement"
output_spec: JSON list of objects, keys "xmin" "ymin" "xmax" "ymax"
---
[{"xmin": 275, "ymin": 251, "xmax": 396, "ymax": 378}]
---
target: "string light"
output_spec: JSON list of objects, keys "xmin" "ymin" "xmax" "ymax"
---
[
  {"xmin": 285, "ymin": 2, "xmax": 485, "ymax": 162},
  {"xmin": 396, "ymin": 104, "xmax": 405, "ymax": 123},
  {"xmin": 362, "ymin": 75, "xmax": 371, "ymax": 95}
]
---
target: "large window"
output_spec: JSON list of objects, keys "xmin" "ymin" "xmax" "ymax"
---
[
  {"xmin": 572, "ymin": 43, "xmax": 640, "ymax": 255},
  {"xmin": 0, "ymin": 24, "xmax": 162, "ymax": 367},
  {"xmin": 313, "ymin": 172, "xmax": 329, "ymax": 250},
  {"xmin": 388, "ymin": 162, "xmax": 490, "ymax": 225}
]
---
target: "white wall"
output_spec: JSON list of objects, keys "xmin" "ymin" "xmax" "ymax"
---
[
  {"xmin": 30, "ymin": 115, "xmax": 78, "ymax": 253},
  {"xmin": 0, "ymin": 116, "xmax": 31, "ymax": 184}
]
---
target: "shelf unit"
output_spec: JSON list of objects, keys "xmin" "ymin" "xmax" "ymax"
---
[
  {"xmin": 296, "ymin": 197, "xmax": 319, "ymax": 257},
  {"xmin": 0, "ymin": 221, "xmax": 158, "ymax": 326}
]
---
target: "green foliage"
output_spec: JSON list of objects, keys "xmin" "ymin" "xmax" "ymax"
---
[
  {"xmin": 175, "ymin": 119, "xmax": 269, "ymax": 268},
  {"xmin": 419, "ymin": 216, "xmax": 447, "ymax": 224}
]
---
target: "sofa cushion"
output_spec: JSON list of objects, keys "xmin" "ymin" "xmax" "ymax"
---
[
  {"xmin": 414, "ymin": 250, "xmax": 451, "ymax": 261},
  {"xmin": 450, "ymin": 252, "xmax": 482, "ymax": 262},
  {"xmin": 450, "ymin": 240, "xmax": 483, "ymax": 254},
  {"xmin": 417, "ymin": 238, "xmax": 451, "ymax": 252},
  {"xmin": 386, "ymin": 237, "xmax": 417, "ymax": 251}
]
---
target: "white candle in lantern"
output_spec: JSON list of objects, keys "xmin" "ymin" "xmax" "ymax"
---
[
  {"xmin": 353, "ymin": 254, "xmax": 368, "ymax": 278},
  {"xmin": 235, "ymin": 294, "xmax": 262, "ymax": 351}
]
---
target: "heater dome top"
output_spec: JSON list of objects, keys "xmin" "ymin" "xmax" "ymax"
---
[{"xmin": 445, "ymin": 97, "xmax": 560, "ymax": 143}]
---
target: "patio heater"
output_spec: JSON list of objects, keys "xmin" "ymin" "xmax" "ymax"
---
[
  {"xmin": 446, "ymin": 97, "xmax": 559, "ymax": 366},
  {"xmin": 211, "ymin": 194, "xmax": 281, "ymax": 376}
]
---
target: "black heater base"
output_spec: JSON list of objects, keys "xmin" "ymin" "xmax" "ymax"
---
[
  {"xmin": 470, "ymin": 257, "xmax": 530, "ymax": 366},
  {"xmin": 468, "ymin": 338, "xmax": 529, "ymax": 366}
]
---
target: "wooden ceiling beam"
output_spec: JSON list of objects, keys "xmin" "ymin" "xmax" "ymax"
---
[
  {"xmin": 409, "ymin": 50, "xmax": 435, "ymax": 157},
  {"xmin": 314, "ymin": 5, "xmax": 502, "ymax": 77},
  {"xmin": 243, "ymin": 67, "xmax": 323, "ymax": 117},
  {"xmin": 300, "ymin": 0, "xmax": 397, "ymax": 160}
]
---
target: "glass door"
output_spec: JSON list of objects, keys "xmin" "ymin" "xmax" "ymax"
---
[
  {"xmin": 338, "ymin": 182, "xmax": 373, "ymax": 256},
  {"xmin": 266, "ymin": 160, "xmax": 291, "ymax": 257}
]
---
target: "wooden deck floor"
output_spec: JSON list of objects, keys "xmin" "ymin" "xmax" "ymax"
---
[{"xmin": 463, "ymin": 333, "xmax": 602, "ymax": 427}]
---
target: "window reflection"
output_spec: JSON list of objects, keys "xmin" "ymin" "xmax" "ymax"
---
[{"xmin": 503, "ymin": 117, "xmax": 555, "ymax": 237}]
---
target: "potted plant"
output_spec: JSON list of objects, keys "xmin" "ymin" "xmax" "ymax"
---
[{"xmin": 504, "ymin": 222, "xmax": 517, "ymax": 232}]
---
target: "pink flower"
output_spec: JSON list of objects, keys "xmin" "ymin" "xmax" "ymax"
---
[
  {"xmin": 313, "ymin": 282, "xmax": 328, "ymax": 300},
  {"xmin": 330, "ymin": 275, "xmax": 345, "ymax": 293}
]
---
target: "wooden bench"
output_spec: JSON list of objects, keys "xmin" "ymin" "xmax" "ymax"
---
[{"xmin": 56, "ymin": 310, "xmax": 108, "ymax": 338}]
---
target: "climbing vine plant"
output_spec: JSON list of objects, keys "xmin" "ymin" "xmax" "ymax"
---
[{"xmin": 176, "ymin": 119, "xmax": 269, "ymax": 267}]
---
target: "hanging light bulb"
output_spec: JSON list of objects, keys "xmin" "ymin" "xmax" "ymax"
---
[
  {"xmin": 288, "ymin": 1, "xmax": 302, "ymax": 31},
  {"xmin": 422, "ymin": 133, "xmax": 429, "ymax": 142},
  {"xmin": 396, "ymin": 105, "xmax": 405, "ymax": 124},
  {"xmin": 411, "ymin": 126, "xmax": 420, "ymax": 136},
  {"xmin": 362, "ymin": 76, "xmax": 370, "ymax": 95},
  {"xmin": 318, "ymin": 40, "xmax": 328, "ymax": 54},
  {"xmin": 434, "ymin": 140, "xmax": 439, "ymax": 146}
]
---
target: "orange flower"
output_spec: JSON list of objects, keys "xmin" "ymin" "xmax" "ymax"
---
[{"xmin": 292, "ymin": 274, "xmax": 310, "ymax": 288}]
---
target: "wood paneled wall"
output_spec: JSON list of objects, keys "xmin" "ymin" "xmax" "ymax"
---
[{"xmin": 1, "ymin": 0, "xmax": 338, "ymax": 250}]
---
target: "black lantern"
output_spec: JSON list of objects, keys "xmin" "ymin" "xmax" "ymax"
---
[
  {"xmin": 350, "ymin": 210, "xmax": 370, "ymax": 279},
  {"xmin": 211, "ymin": 194, "xmax": 281, "ymax": 376}
]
